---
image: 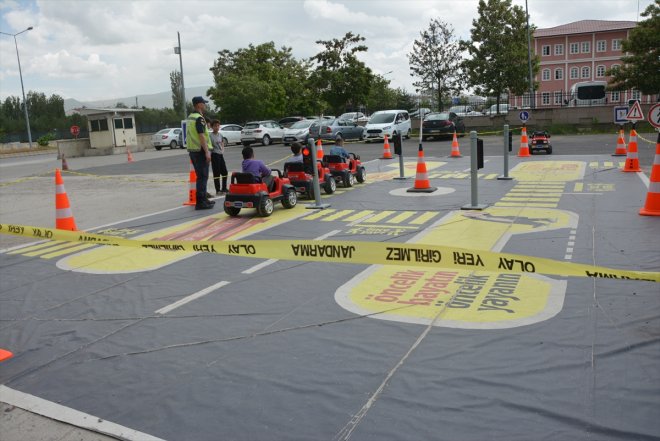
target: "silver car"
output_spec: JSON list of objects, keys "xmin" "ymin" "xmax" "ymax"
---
[
  {"xmin": 151, "ymin": 128, "xmax": 183, "ymax": 150},
  {"xmin": 282, "ymin": 119, "xmax": 320, "ymax": 145},
  {"xmin": 308, "ymin": 118, "xmax": 365, "ymax": 142}
]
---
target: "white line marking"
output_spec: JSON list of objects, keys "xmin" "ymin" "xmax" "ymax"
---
[
  {"xmin": 315, "ymin": 229, "xmax": 342, "ymax": 240},
  {"xmin": 564, "ymin": 254, "xmax": 572, "ymax": 260},
  {"xmin": 566, "ymin": 247, "xmax": 574, "ymax": 253},
  {"xmin": 155, "ymin": 280, "xmax": 230, "ymax": 314},
  {"xmin": 0, "ymin": 385, "xmax": 165, "ymax": 441},
  {"xmin": 637, "ymin": 170, "xmax": 650, "ymax": 188}
]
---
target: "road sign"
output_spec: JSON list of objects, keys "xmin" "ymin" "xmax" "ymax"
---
[
  {"xmin": 649, "ymin": 103, "xmax": 660, "ymax": 129},
  {"xmin": 614, "ymin": 106, "xmax": 629, "ymax": 124},
  {"xmin": 70, "ymin": 125, "xmax": 80, "ymax": 138},
  {"xmin": 519, "ymin": 111, "xmax": 530, "ymax": 123},
  {"xmin": 626, "ymin": 100, "xmax": 645, "ymax": 121}
]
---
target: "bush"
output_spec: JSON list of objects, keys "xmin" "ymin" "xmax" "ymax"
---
[{"xmin": 37, "ymin": 132, "xmax": 56, "ymax": 146}]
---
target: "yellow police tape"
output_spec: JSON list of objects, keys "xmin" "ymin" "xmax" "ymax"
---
[{"xmin": 1, "ymin": 223, "xmax": 658, "ymax": 283}]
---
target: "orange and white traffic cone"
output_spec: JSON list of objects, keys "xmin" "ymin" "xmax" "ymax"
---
[
  {"xmin": 407, "ymin": 144, "xmax": 437, "ymax": 193},
  {"xmin": 622, "ymin": 128, "xmax": 642, "ymax": 172},
  {"xmin": 127, "ymin": 148, "xmax": 134, "ymax": 163},
  {"xmin": 0, "ymin": 348, "xmax": 13, "ymax": 362},
  {"xmin": 450, "ymin": 131, "xmax": 462, "ymax": 158},
  {"xmin": 517, "ymin": 127, "xmax": 531, "ymax": 157},
  {"xmin": 61, "ymin": 154, "xmax": 69, "ymax": 171},
  {"xmin": 612, "ymin": 129, "xmax": 627, "ymax": 156},
  {"xmin": 639, "ymin": 135, "xmax": 660, "ymax": 216},
  {"xmin": 55, "ymin": 168, "xmax": 77, "ymax": 231},
  {"xmin": 381, "ymin": 134, "xmax": 393, "ymax": 159},
  {"xmin": 316, "ymin": 138, "xmax": 324, "ymax": 161},
  {"xmin": 183, "ymin": 161, "xmax": 197, "ymax": 206}
]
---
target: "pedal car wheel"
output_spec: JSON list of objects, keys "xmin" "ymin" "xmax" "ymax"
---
[
  {"xmin": 258, "ymin": 198, "xmax": 274, "ymax": 217},
  {"xmin": 224, "ymin": 206, "xmax": 240, "ymax": 217},
  {"xmin": 324, "ymin": 176, "xmax": 336, "ymax": 194},
  {"xmin": 343, "ymin": 173, "xmax": 354, "ymax": 188},
  {"xmin": 282, "ymin": 188, "xmax": 297, "ymax": 208},
  {"xmin": 356, "ymin": 167, "xmax": 366, "ymax": 183}
]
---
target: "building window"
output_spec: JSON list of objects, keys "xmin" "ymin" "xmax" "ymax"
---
[
  {"xmin": 596, "ymin": 65, "xmax": 606, "ymax": 78},
  {"xmin": 522, "ymin": 93, "xmax": 530, "ymax": 108},
  {"xmin": 611, "ymin": 91, "xmax": 620, "ymax": 102},
  {"xmin": 542, "ymin": 92, "xmax": 551, "ymax": 105},
  {"xmin": 554, "ymin": 91, "xmax": 563, "ymax": 105},
  {"xmin": 631, "ymin": 89, "xmax": 641, "ymax": 100},
  {"xmin": 542, "ymin": 69, "xmax": 551, "ymax": 81},
  {"xmin": 554, "ymin": 68, "xmax": 563, "ymax": 80},
  {"xmin": 542, "ymin": 45, "xmax": 551, "ymax": 56},
  {"xmin": 612, "ymin": 39, "xmax": 622, "ymax": 50},
  {"xmin": 581, "ymin": 66, "xmax": 590, "ymax": 78},
  {"xmin": 90, "ymin": 119, "xmax": 109, "ymax": 132},
  {"xmin": 611, "ymin": 64, "xmax": 621, "ymax": 73},
  {"xmin": 123, "ymin": 118, "xmax": 133, "ymax": 129},
  {"xmin": 570, "ymin": 42, "xmax": 579, "ymax": 54},
  {"xmin": 114, "ymin": 119, "xmax": 123, "ymax": 129},
  {"xmin": 554, "ymin": 44, "xmax": 564, "ymax": 55},
  {"xmin": 570, "ymin": 67, "xmax": 579, "ymax": 79},
  {"xmin": 597, "ymin": 40, "xmax": 606, "ymax": 52},
  {"xmin": 581, "ymin": 41, "xmax": 590, "ymax": 53}
]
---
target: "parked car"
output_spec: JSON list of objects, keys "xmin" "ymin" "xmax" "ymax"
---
[
  {"xmin": 364, "ymin": 110, "xmax": 412, "ymax": 141},
  {"xmin": 219, "ymin": 124, "xmax": 243, "ymax": 145},
  {"xmin": 421, "ymin": 112, "xmax": 465, "ymax": 140},
  {"xmin": 151, "ymin": 128, "xmax": 183, "ymax": 150},
  {"xmin": 240, "ymin": 121, "xmax": 284, "ymax": 146},
  {"xmin": 282, "ymin": 119, "xmax": 320, "ymax": 145},
  {"xmin": 306, "ymin": 115, "xmax": 335, "ymax": 120},
  {"xmin": 410, "ymin": 108, "xmax": 431, "ymax": 118},
  {"xmin": 338, "ymin": 112, "xmax": 369, "ymax": 123},
  {"xmin": 278, "ymin": 116, "xmax": 306, "ymax": 128},
  {"xmin": 448, "ymin": 105, "xmax": 481, "ymax": 117},
  {"xmin": 484, "ymin": 104, "xmax": 510, "ymax": 115},
  {"xmin": 309, "ymin": 118, "xmax": 365, "ymax": 142}
]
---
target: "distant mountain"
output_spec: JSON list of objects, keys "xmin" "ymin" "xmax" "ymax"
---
[{"xmin": 63, "ymin": 85, "xmax": 211, "ymax": 113}]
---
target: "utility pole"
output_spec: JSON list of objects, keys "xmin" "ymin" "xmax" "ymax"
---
[
  {"xmin": 174, "ymin": 32, "xmax": 187, "ymax": 120},
  {"xmin": 525, "ymin": 0, "xmax": 535, "ymax": 109}
]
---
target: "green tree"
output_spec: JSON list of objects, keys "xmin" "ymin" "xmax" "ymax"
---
[
  {"xmin": 462, "ymin": 0, "xmax": 539, "ymax": 112},
  {"xmin": 208, "ymin": 42, "xmax": 313, "ymax": 123},
  {"xmin": 310, "ymin": 32, "xmax": 374, "ymax": 115},
  {"xmin": 606, "ymin": 1, "xmax": 659, "ymax": 94},
  {"xmin": 408, "ymin": 19, "xmax": 464, "ymax": 111},
  {"xmin": 364, "ymin": 75, "xmax": 398, "ymax": 112},
  {"xmin": 170, "ymin": 70, "xmax": 185, "ymax": 117}
]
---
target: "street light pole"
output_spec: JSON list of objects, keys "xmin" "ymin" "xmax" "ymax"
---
[
  {"xmin": 1, "ymin": 26, "xmax": 34, "ymax": 148},
  {"xmin": 174, "ymin": 31, "xmax": 187, "ymax": 121},
  {"xmin": 525, "ymin": 0, "xmax": 535, "ymax": 109}
]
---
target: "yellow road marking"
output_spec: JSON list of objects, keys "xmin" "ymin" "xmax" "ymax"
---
[
  {"xmin": 386, "ymin": 211, "xmax": 417, "ymax": 224},
  {"xmin": 574, "ymin": 183, "xmax": 584, "ymax": 192},
  {"xmin": 409, "ymin": 212, "xmax": 439, "ymax": 225},
  {"xmin": 345, "ymin": 210, "xmax": 375, "ymax": 222},
  {"xmin": 323, "ymin": 210, "xmax": 356, "ymax": 221},
  {"xmin": 361, "ymin": 211, "xmax": 396, "ymax": 223}
]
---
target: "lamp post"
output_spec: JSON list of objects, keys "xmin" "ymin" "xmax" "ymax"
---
[
  {"xmin": 1, "ymin": 26, "xmax": 34, "ymax": 148},
  {"xmin": 525, "ymin": 0, "xmax": 535, "ymax": 109},
  {"xmin": 174, "ymin": 31, "xmax": 187, "ymax": 121}
]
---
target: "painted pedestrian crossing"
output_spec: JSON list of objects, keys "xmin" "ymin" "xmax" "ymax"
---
[
  {"xmin": 494, "ymin": 182, "xmax": 566, "ymax": 208},
  {"xmin": 300, "ymin": 209, "xmax": 440, "ymax": 225}
]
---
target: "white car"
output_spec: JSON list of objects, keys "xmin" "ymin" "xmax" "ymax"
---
[
  {"xmin": 448, "ymin": 105, "xmax": 481, "ymax": 117},
  {"xmin": 364, "ymin": 110, "xmax": 411, "ymax": 141},
  {"xmin": 485, "ymin": 104, "xmax": 510, "ymax": 115},
  {"xmin": 151, "ymin": 128, "xmax": 183, "ymax": 150},
  {"xmin": 219, "ymin": 124, "xmax": 243, "ymax": 145},
  {"xmin": 282, "ymin": 119, "xmax": 320, "ymax": 145},
  {"xmin": 241, "ymin": 120, "xmax": 284, "ymax": 146},
  {"xmin": 338, "ymin": 112, "xmax": 370, "ymax": 123}
]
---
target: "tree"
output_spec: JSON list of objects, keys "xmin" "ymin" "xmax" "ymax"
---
[
  {"xmin": 462, "ymin": 0, "xmax": 539, "ymax": 112},
  {"xmin": 310, "ymin": 32, "xmax": 374, "ymax": 115},
  {"xmin": 408, "ymin": 19, "xmax": 464, "ymax": 111},
  {"xmin": 606, "ymin": 0, "xmax": 659, "ymax": 94},
  {"xmin": 170, "ymin": 70, "xmax": 185, "ymax": 117}
]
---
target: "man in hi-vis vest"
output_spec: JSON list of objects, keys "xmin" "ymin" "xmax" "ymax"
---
[{"xmin": 186, "ymin": 96, "xmax": 214, "ymax": 210}]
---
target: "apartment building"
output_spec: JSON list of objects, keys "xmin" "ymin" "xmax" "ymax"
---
[{"xmin": 533, "ymin": 20, "xmax": 649, "ymax": 106}]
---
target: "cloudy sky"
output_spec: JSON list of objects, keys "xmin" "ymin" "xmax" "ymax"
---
[{"xmin": 0, "ymin": 0, "xmax": 652, "ymax": 102}]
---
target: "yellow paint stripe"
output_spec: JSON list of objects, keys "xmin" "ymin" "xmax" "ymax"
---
[
  {"xmin": 386, "ymin": 211, "xmax": 417, "ymax": 224},
  {"xmin": 361, "ymin": 211, "xmax": 396, "ymax": 223},
  {"xmin": 618, "ymin": 161, "xmax": 625, "ymax": 167},
  {"xmin": 484, "ymin": 174, "xmax": 499, "ymax": 179},
  {"xmin": 302, "ymin": 209, "xmax": 336, "ymax": 220},
  {"xmin": 603, "ymin": 161, "xmax": 613, "ymax": 167},
  {"xmin": 589, "ymin": 161, "xmax": 599, "ymax": 168},
  {"xmin": 501, "ymin": 197, "xmax": 561, "ymax": 202},
  {"xmin": 494, "ymin": 202, "xmax": 558, "ymax": 207},
  {"xmin": 40, "ymin": 243, "xmax": 96, "ymax": 259},
  {"xmin": 409, "ymin": 212, "xmax": 439, "ymax": 225},
  {"xmin": 506, "ymin": 192, "xmax": 562, "ymax": 197},
  {"xmin": 574, "ymin": 183, "xmax": 584, "ymax": 192},
  {"xmin": 323, "ymin": 210, "xmax": 356, "ymax": 221},
  {"xmin": 8, "ymin": 240, "xmax": 64, "ymax": 254},
  {"xmin": 22, "ymin": 241, "xmax": 82, "ymax": 257},
  {"xmin": 344, "ymin": 210, "xmax": 375, "ymax": 222}
]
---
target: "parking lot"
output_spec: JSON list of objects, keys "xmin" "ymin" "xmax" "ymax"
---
[{"xmin": 1, "ymin": 133, "xmax": 659, "ymax": 440}]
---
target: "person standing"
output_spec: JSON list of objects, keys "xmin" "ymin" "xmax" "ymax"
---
[
  {"xmin": 186, "ymin": 96, "xmax": 214, "ymax": 210},
  {"xmin": 210, "ymin": 119, "xmax": 229, "ymax": 194}
]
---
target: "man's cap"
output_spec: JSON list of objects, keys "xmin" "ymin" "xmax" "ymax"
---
[{"xmin": 192, "ymin": 96, "xmax": 209, "ymax": 105}]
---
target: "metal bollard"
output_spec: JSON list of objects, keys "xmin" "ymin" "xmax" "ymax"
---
[
  {"xmin": 305, "ymin": 138, "xmax": 330, "ymax": 210},
  {"xmin": 498, "ymin": 124, "xmax": 513, "ymax": 180},
  {"xmin": 393, "ymin": 132, "xmax": 408, "ymax": 180},
  {"xmin": 461, "ymin": 131, "xmax": 488, "ymax": 210}
]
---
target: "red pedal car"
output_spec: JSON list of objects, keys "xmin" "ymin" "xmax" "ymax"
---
[
  {"xmin": 530, "ymin": 131, "xmax": 552, "ymax": 154},
  {"xmin": 324, "ymin": 153, "xmax": 366, "ymax": 187},
  {"xmin": 283, "ymin": 160, "xmax": 336, "ymax": 199},
  {"xmin": 224, "ymin": 169, "xmax": 297, "ymax": 217}
]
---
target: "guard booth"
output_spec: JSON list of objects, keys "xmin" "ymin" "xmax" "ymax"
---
[{"xmin": 75, "ymin": 107, "xmax": 142, "ymax": 153}]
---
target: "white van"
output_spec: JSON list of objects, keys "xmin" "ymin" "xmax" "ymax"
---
[
  {"xmin": 566, "ymin": 81, "xmax": 607, "ymax": 107},
  {"xmin": 364, "ymin": 110, "xmax": 411, "ymax": 141},
  {"xmin": 485, "ymin": 104, "xmax": 510, "ymax": 115}
]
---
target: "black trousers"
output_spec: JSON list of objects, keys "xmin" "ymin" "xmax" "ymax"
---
[
  {"xmin": 189, "ymin": 150, "xmax": 209, "ymax": 200},
  {"xmin": 211, "ymin": 153, "xmax": 228, "ymax": 192}
]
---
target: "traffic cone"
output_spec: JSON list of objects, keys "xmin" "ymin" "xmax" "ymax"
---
[
  {"xmin": 381, "ymin": 134, "xmax": 393, "ymax": 159},
  {"xmin": 0, "ymin": 348, "xmax": 13, "ymax": 362},
  {"xmin": 407, "ymin": 144, "xmax": 437, "ymax": 193},
  {"xmin": 316, "ymin": 138, "xmax": 324, "ymax": 161},
  {"xmin": 612, "ymin": 129, "xmax": 627, "ymax": 156},
  {"xmin": 61, "ymin": 154, "xmax": 69, "ymax": 171},
  {"xmin": 639, "ymin": 136, "xmax": 660, "ymax": 216},
  {"xmin": 517, "ymin": 127, "xmax": 531, "ymax": 157},
  {"xmin": 55, "ymin": 168, "xmax": 77, "ymax": 231},
  {"xmin": 183, "ymin": 161, "xmax": 197, "ymax": 206},
  {"xmin": 622, "ymin": 128, "xmax": 642, "ymax": 172},
  {"xmin": 127, "ymin": 148, "xmax": 134, "ymax": 163},
  {"xmin": 450, "ymin": 131, "xmax": 462, "ymax": 158}
]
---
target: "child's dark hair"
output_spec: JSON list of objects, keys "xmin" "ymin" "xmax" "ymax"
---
[
  {"xmin": 242, "ymin": 146, "xmax": 254, "ymax": 160},
  {"xmin": 291, "ymin": 142, "xmax": 302, "ymax": 155}
]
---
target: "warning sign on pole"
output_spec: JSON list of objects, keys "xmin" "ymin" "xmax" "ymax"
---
[
  {"xmin": 626, "ymin": 101, "xmax": 645, "ymax": 121},
  {"xmin": 648, "ymin": 103, "xmax": 660, "ymax": 129}
]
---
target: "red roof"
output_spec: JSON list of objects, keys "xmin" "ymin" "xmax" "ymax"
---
[{"xmin": 535, "ymin": 20, "xmax": 636, "ymax": 38}]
